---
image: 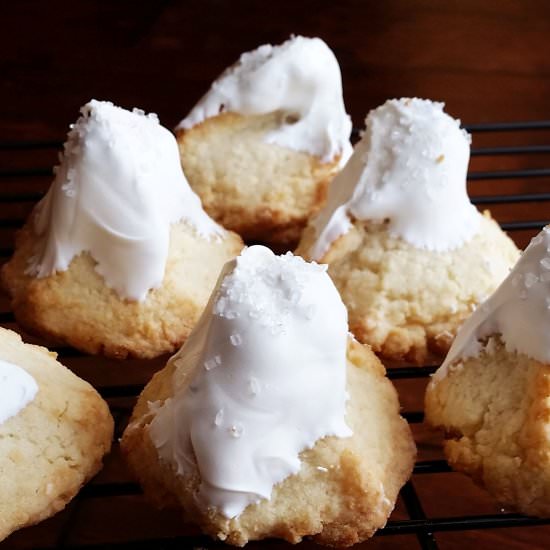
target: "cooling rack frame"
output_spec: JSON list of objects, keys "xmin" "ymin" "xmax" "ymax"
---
[{"xmin": 1, "ymin": 120, "xmax": 550, "ymax": 550}]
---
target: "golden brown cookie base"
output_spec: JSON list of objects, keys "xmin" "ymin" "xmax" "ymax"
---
[
  {"xmin": 2, "ymin": 221, "xmax": 243, "ymax": 359},
  {"xmin": 0, "ymin": 327, "xmax": 113, "ymax": 542},
  {"xmin": 121, "ymin": 338, "xmax": 415, "ymax": 547},
  {"xmin": 296, "ymin": 212, "xmax": 520, "ymax": 364},
  {"xmin": 425, "ymin": 336, "xmax": 550, "ymax": 517},
  {"xmin": 177, "ymin": 112, "xmax": 343, "ymax": 249}
]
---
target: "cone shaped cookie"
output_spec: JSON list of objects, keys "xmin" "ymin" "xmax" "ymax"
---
[
  {"xmin": 426, "ymin": 227, "xmax": 550, "ymax": 516},
  {"xmin": 297, "ymin": 98, "xmax": 519, "ymax": 364},
  {"xmin": 176, "ymin": 36, "xmax": 352, "ymax": 248},
  {"xmin": 0, "ymin": 327, "xmax": 113, "ymax": 542},
  {"xmin": 2, "ymin": 100, "xmax": 243, "ymax": 359},
  {"xmin": 121, "ymin": 246, "xmax": 415, "ymax": 546}
]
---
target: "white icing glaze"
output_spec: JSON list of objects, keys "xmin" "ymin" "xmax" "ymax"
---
[
  {"xmin": 308, "ymin": 98, "xmax": 481, "ymax": 260},
  {"xmin": 434, "ymin": 227, "xmax": 550, "ymax": 382},
  {"xmin": 177, "ymin": 36, "xmax": 352, "ymax": 162},
  {"xmin": 28, "ymin": 100, "xmax": 222, "ymax": 301},
  {"xmin": 149, "ymin": 245, "xmax": 351, "ymax": 518},
  {"xmin": 0, "ymin": 359, "xmax": 38, "ymax": 426}
]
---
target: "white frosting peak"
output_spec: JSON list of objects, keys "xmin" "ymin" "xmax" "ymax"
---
[
  {"xmin": 434, "ymin": 227, "xmax": 550, "ymax": 381},
  {"xmin": 309, "ymin": 98, "xmax": 481, "ymax": 260},
  {"xmin": 0, "ymin": 359, "xmax": 38, "ymax": 426},
  {"xmin": 177, "ymin": 36, "xmax": 352, "ymax": 162},
  {"xmin": 29, "ymin": 100, "xmax": 222, "ymax": 301},
  {"xmin": 149, "ymin": 245, "xmax": 351, "ymax": 518}
]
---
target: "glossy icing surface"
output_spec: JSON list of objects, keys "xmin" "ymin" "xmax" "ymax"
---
[
  {"xmin": 0, "ymin": 359, "xmax": 38, "ymax": 426},
  {"xmin": 434, "ymin": 227, "xmax": 550, "ymax": 380},
  {"xmin": 309, "ymin": 98, "xmax": 481, "ymax": 260},
  {"xmin": 149, "ymin": 246, "xmax": 351, "ymax": 517},
  {"xmin": 29, "ymin": 100, "xmax": 222, "ymax": 301},
  {"xmin": 178, "ymin": 36, "xmax": 352, "ymax": 162}
]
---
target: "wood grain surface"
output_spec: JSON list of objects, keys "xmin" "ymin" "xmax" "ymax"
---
[
  {"xmin": 1, "ymin": 1, "xmax": 550, "ymax": 549},
  {"xmin": 2, "ymin": 0, "xmax": 550, "ymax": 138}
]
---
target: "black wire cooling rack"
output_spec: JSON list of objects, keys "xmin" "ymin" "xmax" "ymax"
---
[{"xmin": 1, "ymin": 121, "xmax": 550, "ymax": 550}]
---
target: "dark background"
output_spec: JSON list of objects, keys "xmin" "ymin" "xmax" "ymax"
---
[{"xmin": 2, "ymin": 0, "xmax": 550, "ymax": 140}]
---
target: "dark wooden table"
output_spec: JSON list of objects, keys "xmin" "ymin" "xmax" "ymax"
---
[{"xmin": 1, "ymin": 2, "xmax": 550, "ymax": 549}]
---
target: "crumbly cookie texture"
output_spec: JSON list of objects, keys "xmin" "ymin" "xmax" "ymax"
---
[
  {"xmin": 296, "ymin": 212, "xmax": 519, "ymax": 364},
  {"xmin": 121, "ymin": 338, "xmax": 415, "ymax": 547},
  {"xmin": 2, "ymin": 221, "xmax": 243, "ymax": 359},
  {"xmin": 0, "ymin": 327, "xmax": 113, "ymax": 542},
  {"xmin": 176, "ymin": 112, "xmax": 343, "ymax": 249},
  {"xmin": 425, "ymin": 335, "xmax": 550, "ymax": 516}
]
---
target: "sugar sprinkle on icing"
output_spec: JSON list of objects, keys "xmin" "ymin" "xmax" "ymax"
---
[
  {"xmin": 308, "ymin": 98, "xmax": 481, "ymax": 260},
  {"xmin": 434, "ymin": 226, "xmax": 550, "ymax": 380}
]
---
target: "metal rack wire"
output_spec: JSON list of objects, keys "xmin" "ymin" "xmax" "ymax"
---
[{"xmin": 1, "ymin": 121, "xmax": 550, "ymax": 549}]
